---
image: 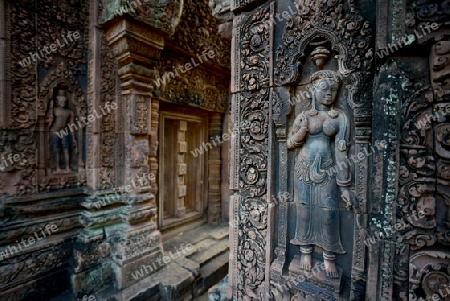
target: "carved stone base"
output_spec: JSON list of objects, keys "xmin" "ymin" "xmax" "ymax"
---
[
  {"xmin": 291, "ymin": 281, "xmax": 337, "ymax": 301},
  {"xmin": 288, "ymin": 255, "xmax": 343, "ymax": 297}
]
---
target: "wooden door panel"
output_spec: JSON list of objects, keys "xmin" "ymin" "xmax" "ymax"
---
[{"xmin": 159, "ymin": 112, "xmax": 207, "ymax": 229}]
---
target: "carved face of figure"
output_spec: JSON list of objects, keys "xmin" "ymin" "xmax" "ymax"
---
[
  {"xmin": 313, "ymin": 79, "xmax": 340, "ymax": 107},
  {"xmin": 56, "ymin": 95, "xmax": 67, "ymax": 108}
]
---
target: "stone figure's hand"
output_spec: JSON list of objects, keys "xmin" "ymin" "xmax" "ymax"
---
[
  {"xmin": 294, "ymin": 113, "xmax": 308, "ymax": 129},
  {"xmin": 340, "ymin": 186, "xmax": 352, "ymax": 209},
  {"xmin": 359, "ymin": 228, "xmax": 369, "ymax": 246}
]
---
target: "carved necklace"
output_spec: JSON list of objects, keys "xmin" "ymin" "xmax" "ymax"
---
[
  {"xmin": 308, "ymin": 102, "xmax": 338, "ymax": 118},
  {"xmin": 328, "ymin": 107, "xmax": 339, "ymax": 118}
]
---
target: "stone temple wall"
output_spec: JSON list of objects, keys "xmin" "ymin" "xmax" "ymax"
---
[
  {"xmin": 0, "ymin": 0, "xmax": 231, "ymax": 300},
  {"xmin": 226, "ymin": 0, "xmax": 450, "ymax": 300}
]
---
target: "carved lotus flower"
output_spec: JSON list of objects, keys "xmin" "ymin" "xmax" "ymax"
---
[
  {"xmin": 250, "ymin": 35, "xmax": 262, "ymax": 48},
  {"xmin": 250, "ymin": 210, "xmax": 261, "ymax": 223},
  {"xmin": 244, "ymin": 249, "xmax": 254, "ymax": 261}
]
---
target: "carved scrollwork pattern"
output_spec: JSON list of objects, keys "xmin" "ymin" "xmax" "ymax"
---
[
  {"xmin": 394, "ymin": 38, "xmax": 450, "ymax": 299},
  {"xmin": 36, "ymin": 0, "xmax": 88, "ymax": 70},
  {"xmin": 396, "ymin": 74, "xmax": 437, "ymax": 299},
  {"xmin": 431, "ymin": 40, "xmax": 450, "ymax": 248},
  {"xmin": 99, "ymin": 35, "xmax": 117, "ymax": 189},
  {"xmin": 0, "ymin": 241, "xmax": 73, "ymax": 289},
  {"xmin": 232, "ymin": 6, "xmax": 272, "ymax": 298},
  {"xmin": 409, "ymin": 251, "xmax": 450, "ymax": 301},
  {"xmin": 233, "ymin": 87, "xmax": 270, "ymax": 300},
  {"xmin": 9, "ymin": 3, "xmax": 37, "ymax": 130},
  {"xmin": 233, "ymin": 3, "xmax": 273, "ymax": 93},
  {"xmin": 237, "ymin": 198, "xmax": 268, "ymax": 300},
  {"xmin": 239, "ymin": 89, "xmax": 269, "ymax": 197}
]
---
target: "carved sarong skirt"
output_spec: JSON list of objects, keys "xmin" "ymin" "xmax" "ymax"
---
[{"xmin": 290, "ymin": 153, "xmax": 346, "ymax": 254}]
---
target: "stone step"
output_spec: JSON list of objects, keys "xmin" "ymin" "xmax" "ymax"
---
[
  {"xmin": 158, "ymin": 262, "xmax": 195, "ymax": 301},
  {"xmin": 163, "ymin": 224, "xmax": 228, "ymax": 254},
  {"xmin": 208, "ymin": 275, "xmax": 228, "ymax": 301},
  {"xmin": 193, "ymin": 251, "xmax": 229, "ymax": 297},
  {"xmin": 188, "ymin": 240, "xmax": 229, "ymax": 267}
]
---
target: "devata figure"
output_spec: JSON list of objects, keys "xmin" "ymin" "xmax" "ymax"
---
[
  {"xmin": 287, "ymin": 70, "xmax": 352, "ymax": 278},
  {"xmin": 49, "ymin": 89, "xmax": 77, "ymax": 172}
]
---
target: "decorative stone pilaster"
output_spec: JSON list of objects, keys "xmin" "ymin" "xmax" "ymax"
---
[
  {"xmin": 103, "ymin": 16, "xmax": 165, "ymax": 290},
  {"xmin": 149, "ymin": 99, "xmax": 160, "ymax": 196},
  {"xmin": 208, "ymin": 113, "xmax": 223, "ymax": 224}
]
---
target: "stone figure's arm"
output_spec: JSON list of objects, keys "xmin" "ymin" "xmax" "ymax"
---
[
  {"xmin": 70, "ymin": 112, "xmax": 78, "ymax": 151},
  {"xmin": 287, "ymin": 113, "xmax": 308, "ymax": 149},
  {"xmin": 335, "ymin": 111, "xmax": 355, "ymax": 209},
  {"xmin": 335, "ymin": 111, "xmax": 350, "ymax": 186}
]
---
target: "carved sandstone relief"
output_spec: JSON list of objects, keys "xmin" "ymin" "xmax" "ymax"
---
[
  {"xmin": 267, "ymin": 0, "xmax": 373, "ymax": 299},
  {"xmin": 2, "ymin": 0, "xmax": 89, "ymax": 195},
  {"xmin": 171, "ymin": 0, "xmax": 231, "ymax": 68},
  {"xmin": 394, "ymin": 37, "xmax": 450, "ymax": 301},
  {"xmin": 230, "ymin": 3, "xmax": 273, "ymax": 299},
  {"xmin": 230, "ymin": 89, "xmax": 271, "ymax": 301},
  {"xmin": 154, "ymin": 53, "xmax": 228, "ymax": 113},
  {"xmin": 101, "ymin": 0, "xmax": 183, "ymax": 35},
  {"xmin": 38, "ymin": 63, "xmax": 87, "ymax": 189},
  {"xmin": 287, "ymin": 70, "xmax": 352, "ymax": 280},
  {"xmin": 98, "ymin": 35, "xmax": 117, "ymax": 190}
]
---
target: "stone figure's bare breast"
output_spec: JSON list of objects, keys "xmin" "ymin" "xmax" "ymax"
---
[{"xmin": 307, "ymin": 111, "xmax": 339, "ymax": 137}]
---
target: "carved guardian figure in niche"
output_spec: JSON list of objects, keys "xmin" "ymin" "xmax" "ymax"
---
[
  {"xmin": 287, "ymin": 70, "xmax": 352, "ymax": 278},
  {"xmin": 48, "ymin": 89, "xmax": 77, "ymax": 173}
]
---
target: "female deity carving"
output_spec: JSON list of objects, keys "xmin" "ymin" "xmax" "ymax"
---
[{"xmin": 287, "ymin": 70, "xmax": 352, "ymax": 278}]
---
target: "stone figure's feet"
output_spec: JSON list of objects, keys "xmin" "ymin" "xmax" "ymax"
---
[
  {"xmin": 299, "ymin": 254, "xmax": 312, "ymax": 271},
  {"xmin": 324, "ymin": 259, "xmax": 339, "ymax": 278}
]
